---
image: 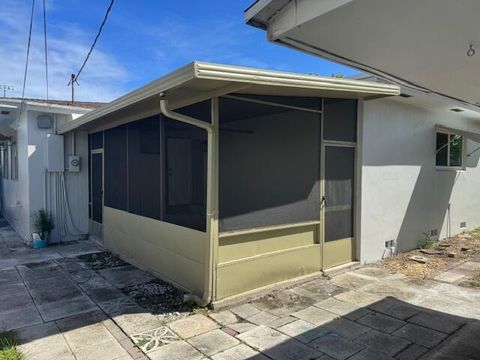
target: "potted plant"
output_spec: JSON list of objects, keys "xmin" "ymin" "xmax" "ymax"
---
[{"xmin": 32, "ymin": 210, "xmax": 54, "ymax": 249}]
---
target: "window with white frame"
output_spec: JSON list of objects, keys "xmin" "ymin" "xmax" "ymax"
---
[{"xmin": 435, "ymin": 131, "xmax": 463, "ymax": 168}]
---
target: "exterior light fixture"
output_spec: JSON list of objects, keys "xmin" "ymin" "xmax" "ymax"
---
[{"xmin": 467, "ymin": 44, "xmax": 476, "ymax": 57}]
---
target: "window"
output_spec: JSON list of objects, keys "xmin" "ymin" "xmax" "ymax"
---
[{"xmin": 435, "ymin": 131, "xmax": 464, "ymax": 168}]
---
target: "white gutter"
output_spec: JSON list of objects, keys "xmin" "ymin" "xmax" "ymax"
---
[{"xmin": 160, "ymin": 97, "xmax": 216, "ymax": 307}]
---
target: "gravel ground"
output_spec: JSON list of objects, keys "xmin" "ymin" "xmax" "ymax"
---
[{"xmin": 77, "ymin": 251, "xmax": 128, "ymax": 270}]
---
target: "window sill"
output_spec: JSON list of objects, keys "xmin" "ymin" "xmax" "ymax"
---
[{"xmin": 435, "ymin": 166, "xmax": 465, "ymax": 172}]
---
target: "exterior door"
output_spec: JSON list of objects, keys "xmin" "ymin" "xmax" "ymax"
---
[{"xmin": 323, "ymin": 144, "xmax": 355, "ymax": 268}]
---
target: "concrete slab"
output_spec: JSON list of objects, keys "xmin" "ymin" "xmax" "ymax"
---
[
  {"xmin": 112, "ymin": 311, "xmax": 165, "ymax": 336},
  {"xmin": 211, "ymin": 344, "xmax": 268, "ymax": 360},
  {"xmin": 348, "ymin": 348, "xmax": 394, "ymax": 360},
  {"xmin": 309, "ymin": 333, "xmax": 364, "ymax": 360},
  {"xmin": 263, "ymin": 338, "xmax": 321, "ymax": 360},
  {"xmin": 236, "ymin": 326, "xmax": 289, "ymax": 351},
  {"xmin": 29, "ymin": 284, "xmax": 84, "ymax": 304},
  {"xmin": 131, "ymin": 326, "xmax": 179, "ymax": 353},
  {"xmin": 187, "ymin": 329, "xmax": 240, "ymax": 356},
  {"xmin": 208, "ymin": 310, "xmax": 239, "ymax": 326},
  {"xmin": 322, "ymin": 317, "xmax": 370, "ymax": 340},
  {"xmin": 246, "ymin": 311, "xmax": 279, "ymax": 326},
  {"xmin": 229, "ymin": 303, "xmax": 261, "ymax": 319},
  {"xmin": 277, "ymin": 319, "xmax": 328, "ymax": 344},
  {"xmin": 36, "ymin": 295, "xmax": 99, "ymax": 322},
  {"xmin": 393, "ymin": 323, "xmax": 448, "ymax": 348},
  {"xmin": 315, "ymin": 297, "xmax": 362, "ymax": 317},
  {"xmin": 0, "ymin": 305, "xmax": 43, "ymax": 331},
  {"xmin": 334, "ymin": 290, "xmax": 383, "ymax": 307},
  {"xmin": 168, "ymin": 314, "xmax": 219, "ymax": 339},
  {"xmin": 0, "ymin": 268, "xmax": 22, "ymax": 285},
  {"xmin": 394, "ymin": 344, "xmax": 429, "ymax": 360},
  {"xmin": 226, "ymin": 321, "xmax": 258, "ymax": 334},
  {"xmin": 292, "ymin": 305, "xmax": 338, "ymax": 326},
  {"xmin": 73, "ymin": 338, "xmax": 130, "ymax": 360},
  {"xmin": 357, "ymin": 312, "xmax": 406, "ymax": 333},
  {"xmin": 0, "ymin": 292, "xmax": 34, "ymax": 313},
  {"xmin": 251, "ymin": 289, "xmax": 317, "ymax": 316},
  {"xmin": 367, "ymin": 297, "xmax": 420, "ymax": 320},
  {"xmin": 354, "ymin": 329, "xmax": 410, "ymax": 356},
  {"xmin": 407, "ymin": 311, "xmax": 466, "ymax": 334},
  {"xmin": 148, "ymin": 341, "xmax": 205, "ymax": 360}
]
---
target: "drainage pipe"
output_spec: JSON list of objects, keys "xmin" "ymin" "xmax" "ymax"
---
[{"xmin": 159, "ymin": 97, "xmax": 216, "ymax": 307}]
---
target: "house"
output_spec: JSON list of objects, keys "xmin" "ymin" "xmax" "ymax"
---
[
  {"xmin": 53, "ymin": 60, "xmax": 477, "ymax": 305},
  {"xmin": 0, "ymin": 98, "xmax": 103, "ymax": 243}
]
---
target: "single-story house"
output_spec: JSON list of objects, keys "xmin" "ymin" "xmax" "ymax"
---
[
  {"xmin": 0, "ymin": 98, "xmax": 102, "ymax": 243},
  {"xmin": 53, "ymin": 61, "xmax": 480, "ymax": 305}
]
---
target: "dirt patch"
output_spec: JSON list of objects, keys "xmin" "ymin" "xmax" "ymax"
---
[
  {"xmin": 77, "ymin": 251, "xmax": 127, "ymax": 270},
  {"xmin": 376, "ymin": 230, "xmax": 480, "ymax": 280},
  {"xmin": 122, "ymin": 279, "xmax": 200, "ymax": 322}
]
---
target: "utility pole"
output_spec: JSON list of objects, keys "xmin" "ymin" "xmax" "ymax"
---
[
  {"xmin": 67, "ymin": 74, "xmax": 78, "ymax": 104},
  {"xmin": 0, "ymin": 85, "xmax": 15, "ymax": 98}
]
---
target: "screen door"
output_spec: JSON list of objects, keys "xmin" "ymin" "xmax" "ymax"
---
[
  {"xmin": 91, "ymin": 152, "xmax": 103, "ymax": 224},
  {"xmin": 323, "ymin": 144, "xmax": 355, "ymax": 268}
]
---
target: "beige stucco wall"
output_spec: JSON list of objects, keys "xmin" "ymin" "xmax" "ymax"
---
[{"xmin": 103, "ymin": 207, "xmax": 207, "ymax": 295}]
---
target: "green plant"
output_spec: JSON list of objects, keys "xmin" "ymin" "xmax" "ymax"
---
[
  {"xmin": 0, "ymin": 330, "xmax": 23, "ymax": 360},
  {"xmin": 421, "ymin": 231, "xmax": 436, "ymax": 249},
  {"xmin": 32, "ymin": 210, "xmax": 54, "ymax": 241}
]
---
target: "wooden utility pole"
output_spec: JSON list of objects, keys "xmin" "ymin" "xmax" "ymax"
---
[{"xmin": 67, "ymin": 74, "xmax": 78, "ymax": 104}]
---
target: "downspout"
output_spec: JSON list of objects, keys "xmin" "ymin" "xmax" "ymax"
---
[{"xmin": 159, "ymin": 96, "xmax": 215, "ymax": 307}]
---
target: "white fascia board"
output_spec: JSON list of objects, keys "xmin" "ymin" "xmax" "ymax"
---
[{"xmin": 194, "ymin": 62, "xmax": 399, "ymax": 95}]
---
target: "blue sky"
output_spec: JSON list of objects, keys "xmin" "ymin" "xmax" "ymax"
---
[{"xmin": 1, "ymin": 0, "xmax": 357, "ymax": 101}]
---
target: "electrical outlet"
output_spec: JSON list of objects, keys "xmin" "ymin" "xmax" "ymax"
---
[{"xmin": 460, "ymin": 222, "xmax": 467, "ymax": 228}]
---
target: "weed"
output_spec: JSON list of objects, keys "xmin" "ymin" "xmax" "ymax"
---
[
  {"xmin": 0, "ymin": 330, "xmax": 23, "ymax": 360},
  {"xmin": 421, "ymin": 232, "xmax": 436, "ymax": 249}
]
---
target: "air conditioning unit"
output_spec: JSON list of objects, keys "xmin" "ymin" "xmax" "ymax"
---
[{"xmin": 68, "ymin": 155, "xmax": 81, "ymax": 172}]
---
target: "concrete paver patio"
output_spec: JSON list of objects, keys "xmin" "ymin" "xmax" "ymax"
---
[{"xmin": 1, "ymin": 217, "xmax": 480, "ymax": 359}]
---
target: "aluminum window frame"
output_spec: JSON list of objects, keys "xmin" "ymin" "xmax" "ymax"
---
[{"xmin": 435, "ymin": 129, "xmax": 465, "ymax": 171}]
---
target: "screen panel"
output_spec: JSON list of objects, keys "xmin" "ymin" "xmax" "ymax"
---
[
  {"xmin": 163, "ymin": 117, "xmax": 207, "ymax": 231},
  {"xmin": 323, "ymin": 99, "xmax": 357, "ymax": 142},
  {"xmin": 91, "ymin": 153, "xmax": 103, "ymax": 224},
  {"xmin": 324, "ymin": 146, "xmax": 355, "ymax": 242},
  {"xmin": 219, "ymin": 97, "xmax": 321, "ymax": 232},
  {"xmin": 128, "ymin": 116, "xmax": 161, "ymax": 220},
  {"xmin": 104, "ymin": 125, "xmax": 128, "ymax": 211}
]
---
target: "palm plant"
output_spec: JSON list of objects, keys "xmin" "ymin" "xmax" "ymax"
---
[{"xmin": 32, "ymin": 210, "xmax": 54, "ymax": 241}]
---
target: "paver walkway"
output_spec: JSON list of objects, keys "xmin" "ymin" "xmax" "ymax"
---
[{"xmin": 1, "ymin": 217, "xmax": 480, "ymax": 360}]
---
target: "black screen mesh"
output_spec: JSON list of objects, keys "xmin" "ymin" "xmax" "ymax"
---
[
  {"xmin": 104, "ymin": 125, "xmax": 128, "ymax": 211},
  {"xmin": 323, "ymin": 99, "xmax": 357, "ymax": 142},
  {"xmin": 219, "ymin": 97, "xmax": 321, "ymax": 232}
]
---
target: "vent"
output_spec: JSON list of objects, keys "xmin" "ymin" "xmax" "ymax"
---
[
  {"xmin": 0, "ymin": 110, "xmax": 9, "ymax": 115},
  {"xmin": 450, "ymin": 108, "xmax": 464, "ymax": 113},
  {"xmin": 460, "ymin": 221, "xmax": 467, "ymax": 228},
  {"xmin": 399, "ymin": 93, "xmax": 413, "ymax": 98}
]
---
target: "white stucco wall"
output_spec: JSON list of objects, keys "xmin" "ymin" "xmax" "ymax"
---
[
  {"xmin": 2, "ymin": 108, "xmax": 89, "ymax": 243},
  {"xmin": 360, "ymin": 98, "xmax": 480, "ymax": 262}
]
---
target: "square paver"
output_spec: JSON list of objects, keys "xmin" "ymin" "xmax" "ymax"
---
[
  {"xmin": 367, "ymin": 298, "xmax": 419, "ymax": 320},
  {"xmin": 98, "ymin": 265, "xmax": 155, "ymax": 288},
  {"xmin": 264, "ymin": 339, "xmax": 321, "ymax": 360},
  {"xmin": 62, "ymin": 322, "xmax": 117, "ymax": 352},
  {"xmin": 407, "ymin": 311, "xmax": 465, "ymax": 334},
  {"xmin": 309, "ymin": 333, "xmax": 364, "ymax": 360},
  {"xmin": 29, "ymin": 284, "xmax": 84, "ymax": 305},
  {"xmin": 334, "ymin": 290, "xmax": 382, "ymax": 307},
  {"xmin": 212, "ymin": 344, "xmax": 268, "ymax": 360},
  {"xmin": 247, "ymin": 311, "xmax": 279, "ymax": 326},
  {"xmin": 0, "ymin": 292, "xmax": 34, "ymax": 313},
  {"xmin": 168, "ymin": 314, "xmax": 219, "ymax": 339},
  {"xmin": 252, "ymin": 289, "xmax": 317, "ymax": 316},
  {"xmin": 292, "ymin": 306, "xmax": 338, "ymax": 326},
  {"xmin": 209, "ymin": 310, "xmax": 239, "ymax": 326},
  {"xmin": 322, "ymin": 317, "xmax": 370, "ymax": 340},
  {"xmin": 73, "ymin": 338, "xmax": 130, "ymax": 360},
  {"xmin": 112, "ymin": 311, "xmax": 165, "ymax": 335},
  {"xmin": 131, "ymin": 326, "xmax": 179, "ymax": 352},
  {"xmin": 36, "ymin": 295, "xmax": 99, "ymax": 322},
  {"xmin": 0, "ymin": 305, "xmax": 43, "ymax": 330},
  {"xmin": 395, "ymin": 344, "xmax": 429, "ymax": 360},
  {"xmin": 187, "ymin": 329, "xmax": 240, "ymax": 356},
  {"xmin": 229, "ymin": 303, "xmax": 261, "ymax": 319},
  {"xmin": 148, "ymin": 340, "xmax": 204, "ymax": 360},
  {"xmin": 315, "ymin": 297, "xmax": 361, "ymax": 317},
  {"xmin": 355, "ymin": 329, "xmax": 410, "ymax": 356},
  {"xmin": 357, "ymin": 312, "xmax": 405, "ymax": 333},
  {"xmin": 348, "ymin": 348, "xmax": 395, "ymax": 360},
  {"xmin": 227, "ymin": 321, "xmax": 258, "ymax": 334},
  {"xmin": 393, "ymin": 323, "xmax": 448, "ymax": 348},
  {"xmin": 277, "ymin": 319, "xmax": 328, "ymax": 344},
  {"xmin": 237, "ymin": 326, "xmax": 289, "ymax": 350},
  {"xmin": 0, "ymin": 268, "xmax": 22, "ymax": 285},
  {"xmin": 268, "ymin": 316, "xmax": 297, "ymax": 329}
]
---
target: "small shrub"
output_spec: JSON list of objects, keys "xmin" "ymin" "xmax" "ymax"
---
[
  {"xmin": 421, "ymin": 232, "xmax": 436, "ymax": 249},
  {"xmin": 32, "ymin": 210, "xmax": 54, "ymax": 240}
]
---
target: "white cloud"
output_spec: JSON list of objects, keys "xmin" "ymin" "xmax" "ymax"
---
[{"xmin": 0, "ymin": 0, "xmax": 128, "ymax": 102}]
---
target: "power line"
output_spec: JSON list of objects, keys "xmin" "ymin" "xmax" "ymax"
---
[
  {"xmin": 42, "ymin": 0, "xmax": 49, "ymax": 102},
  {"xmin": 20, "ymin": 0, "xmax": 35, "ymax": 109},
  {"xmin": 71, "ymin": 0, "xmax": 114, "ymax": 84}
]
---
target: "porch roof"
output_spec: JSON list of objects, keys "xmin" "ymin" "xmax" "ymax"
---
[{"xmin": 58, "ymin": 61, "xmax": 399, "ymax": 134}]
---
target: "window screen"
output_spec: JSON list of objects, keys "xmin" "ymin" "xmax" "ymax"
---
[
  {"xmin": 219, "ymin": 97, "xmax": 321, "ymax": 232},
  {"xmin": 104, "ymin": 125, "xmax": 128, "ymax": 211},
  {"xmin": 163, "ymin": 118, "xmax": 207, "ymax": 231},
  {"xmin": 323, "ymin": 99, "xmax": 357, "ymax": 142},
  {"xmin": 91, "ymin": 132, "xmax": 103, "ymax": 150},
  {"xmin": 435, "ymin": 131, "xmax": 463, "ymax": 168},
  {"xmin": 128, "ymin": 116, "xmax": 161, "ymax": 220}
]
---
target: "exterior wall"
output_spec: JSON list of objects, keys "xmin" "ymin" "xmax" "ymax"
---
[
  {"xmin": 361, "ymin": 98, "xmax": 480, "ymax": 262},
  {"xmin": 103, "ymin": 207, "xmax": 207, "ymax": 295},
  {"xmin": 215, "ymin": 223, "xmax": 321, "ymax": 300},
  {"xmin": 2, "ymin": 112, "xmax": 29, "ymax": 240}
]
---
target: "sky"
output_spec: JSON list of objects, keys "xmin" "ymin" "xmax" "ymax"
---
[{"xmin": 0, "ymin": 0, "xmax": 357, "ymax": 102}]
